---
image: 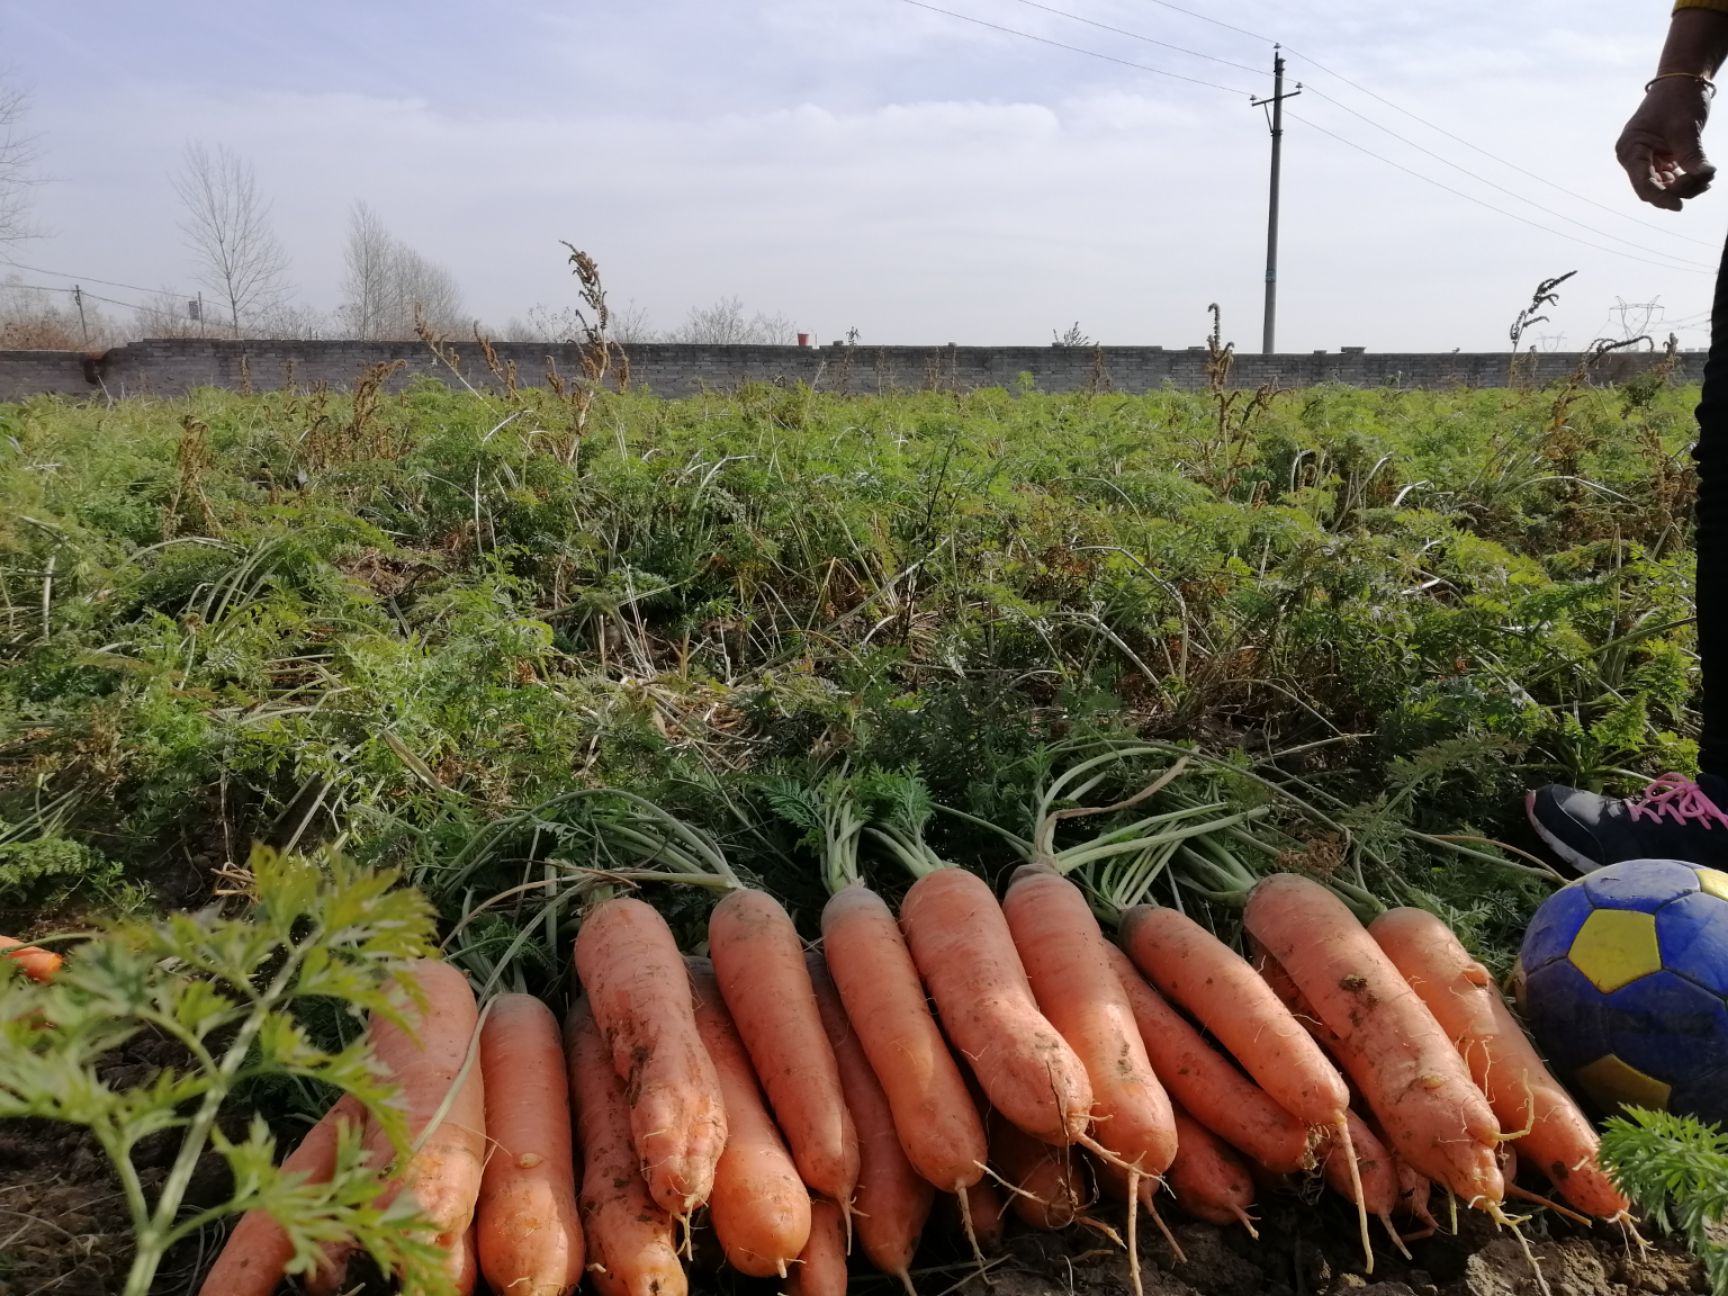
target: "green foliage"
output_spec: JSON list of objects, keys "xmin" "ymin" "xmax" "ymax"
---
[
  {"xmin": 0, "ymin": 378, "xmax": 1701, "ymax": 975},
  {"xmin": 0, "ymin": 825, "xmax": 121, "ymax": 905},
  {"xmin": 1600, "ymin": 1107, "xmax": 1728, "ymax": 1296},
  {"xmin": 0, "ymin": 845, "xmax": 443, "ymax": 1296}
]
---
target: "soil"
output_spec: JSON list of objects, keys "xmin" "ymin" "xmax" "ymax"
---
[
  {"xmin": 0, "ymin": 1030, "xmax": 230, "ymax": 1296},
  {"xmin": 0, "ymin": 1113, "xmax": 1705, "ymax": 1296},
  {"xmin": 954, "ymin": 1202, "xmax": 1705, "ymax": 1296}
]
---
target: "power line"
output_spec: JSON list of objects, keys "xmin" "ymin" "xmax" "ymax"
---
[
  {"xmin": 1003, "ymin": 0, "xmax": 1263, "ymax": 76},
  {"xmin": 1279, "ymin": 42, "xmax": 1720, "ymax": 251},
  {"xmin": 0, "ymin": 257, "xmax": 185, "ymax": 299},
  {"xmin": 895, "ymin": 0, "xmax": 1255, "ymax": 95},
  {"xmin": 1132, "ymin": 0, "xmax": 1271, "ymax": 47},
  {"xmin": 1111, "ymin": 0, "xmax": 1720, "ymax": 252},
  {"xmin": 2, "ymin": 279, "xmax": 162, "ymax": 313},
  {"xmin": 1298, "ymin": 84, "xmax": 1715, "ymax": 272},
  {"xmin": 1022, "ymin": 0, "xmax": 1717, "ymax": 264},
  {"xmin": 1288, "ymin": 110, "xmax": 1713, "ymax": 276}
]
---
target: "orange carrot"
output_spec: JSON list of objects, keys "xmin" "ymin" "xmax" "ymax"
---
[
  {"xmin": 899, "ymin": 868, "xmax": 1093, "ymax": 1144},
  {"xmin": 988, "ymin": 1113, "xmax": 1087, "ymax": 1231},
  {"xmin": 1105, "ymin": 944, "xmax": 1312, "ymax": 1175},
  {"xmin": 573, "ymin": 897, "xmax": 727, "ymax": 1219},
  {"xmin": 687, "ymin": 958, "xmax": 813, "ymax": 1278},
  {"xmin": 808, "ymin": 953, "xmax": 935, "ymax": 1286},
  {"xmin": 566, "ymin": 998, "xmax": 687, "ymax": 1296},
  {"xmin": 1167, "ymin": 1107, "xmax": 1258, "ymax": 1234},
  {"xmin": 1003, "ymin": 866, "xmax": 1176, "ymax": 1179},
  {"xmin": 1368, "ymin": 906, "xmax": 1630, "ymax": 1220},
  {"xmin": 788, "ymin": 1199, "xmax": 849, "ymax": 1296},
  {"xmin": 370, "ymin": 960, "xmax": 487, "ymax": 1242},
  {"xmin": 1394, "ymin": 1155, "xmax": 1439, "ymax": 1232},
  {"xmin": 1244, "ymin": 877, "xmax": 1503, "ymax": 1209},
  {"xmin": 448, "ymin": 1225, "xmax": 479, "ymax": 1296},
  {"xmin": 708, "ymin": 890, "xmax": 859, "ymax": 1211},
  {"xmin": 1318, "ymin": 1111, "xmax": 1402, "ymax": 1243},
  {"xmin": 822, "ymin": 880, "xmax": 988, "ymax": 1195},
  {"xmin": 314, "ymin": 959, "xmax": 487, "ymax": 1292},
  {"xmin": 0, "ymin": 935, "xmax": 61, "ymax": 982},
  {"xmin": 476, "ymin": 994, "xmax": 584, "ymax": 1296},
  {"xmin": 196, "ymin": 1095, "xmax": 363, "ymax": 1296},
  {"xmin": 1120, "ymin": 905, "xmax": 1350, "ymax": 1131}
]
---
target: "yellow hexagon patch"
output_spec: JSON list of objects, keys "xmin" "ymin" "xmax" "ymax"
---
[
  {"xmin": 1574, "ymin": 1054, "xmax": 1672, "ymax": 1113},
  {"xmin": 1567, "ymin": 909, "xmax": 1662, "ymax": 992},
  {"xmin": 1696, "ymin": 867, "xmax": 1728, "ymax": 902}
]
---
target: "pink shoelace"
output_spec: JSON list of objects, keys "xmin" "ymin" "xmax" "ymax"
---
[{"xmin": 1626, "ymin": 773, "xmax": 1728, "ymax": 828}]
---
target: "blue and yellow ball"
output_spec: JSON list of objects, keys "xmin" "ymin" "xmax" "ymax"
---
[{"xmin": 1513, "ymin": 858, "xmax": 1728, "ymax": 1126}]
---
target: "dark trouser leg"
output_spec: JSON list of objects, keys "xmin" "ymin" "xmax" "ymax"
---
[{"xmin": 1692, "ymin": 239, "xmax": 1728, "ymax": 780}]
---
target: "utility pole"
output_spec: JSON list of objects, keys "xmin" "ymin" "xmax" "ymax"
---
[
  {"xmin": 1252, "ymin": 47, "xmax": 1300, "ymax": 355},
  {"xmin": 73, "ymin": 285, "xmax": 90, "ymax": 346}
]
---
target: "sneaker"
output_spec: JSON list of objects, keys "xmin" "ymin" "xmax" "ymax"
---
[{"xmin": 1525, "ymin": 772, "xmax": 1728, "ymax": 875}]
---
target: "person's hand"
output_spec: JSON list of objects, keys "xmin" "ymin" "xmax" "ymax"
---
[{"xmin": 1616, "ymin": 77, "xmax": 1715, "ymax": 210}]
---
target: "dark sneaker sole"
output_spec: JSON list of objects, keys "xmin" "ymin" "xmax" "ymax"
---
[{"xmin": 1524, "ymin": 789, "xmax": 1604, "ymax": 877}]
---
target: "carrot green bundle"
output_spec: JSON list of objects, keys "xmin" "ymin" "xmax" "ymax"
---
[
  {"xmin": 1244, "ymin": 876, "xmax": 1504, "ymax": 1213},
  {"xmin": 476, "ymin": 994, "xmax": 584, "ymax": 1296},
  {"xmin": 566, "ymin": 998, "xmax": 687, "ymax": 1296},
  {"xmin": 807, "ymin": 952, "xmax": 934, "ymax": 1292},
  {"xmin": 774, "ymin": 776, "xmax": 988, "ymax": 1201},
  {"xmin": 687, "ymin": 958, "xmax": 812, "ymax": 1278},
  {"xmin": 1369, "ymin": 906, "xmax": 1630, "ymax": 1220},
  {"xmin": 876, "ymin": 779, "xmax": 1092, "ymax": 1146},
  {"xmin": 709, "ymin": 888, "xmax": 860, "ymax": 1214},
  {"xmin": 573, "ymin": 896, "xmax": 728, "ymax": 1218}
]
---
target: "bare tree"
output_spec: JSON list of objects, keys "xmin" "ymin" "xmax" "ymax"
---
[
  {"xmin": 509, "ymin": 297, "xmax": 655, "ymax": 344},
  {"xmin": 338, "ymin": 200, "xmax": 390, "ymax": 339},
  {"xmin": 607, "ymin": 299, "xmax": 656, "ymax": 343},
  {"xmin": 673, "ymin": 296, "xmax": 794, "ymax": 345},
  {"xmin": 337, "ymin": 200, "xmax": 464, "ymax": 338},
  {"xmin": 0, "ymin": 81, "xmax": 38, "ymax": 246},
  {"xmin": 171, "ymin": 142, "xmax": 292, "ymax": 336}
]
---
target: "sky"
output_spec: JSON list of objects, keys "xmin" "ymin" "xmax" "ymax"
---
[{"xmin": 0, "ymin": 0, "xmax": 1721, "ymax": 351}]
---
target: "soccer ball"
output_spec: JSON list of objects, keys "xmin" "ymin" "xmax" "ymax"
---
[{"xmin": 1513, "ymin": 858, "xmax": 1728, "ymax": 1126}]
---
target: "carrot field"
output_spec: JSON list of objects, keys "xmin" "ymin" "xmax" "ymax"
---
[{"xmin": 0, "ymin": 368, "xmax": 1711, "ymax": 1294}]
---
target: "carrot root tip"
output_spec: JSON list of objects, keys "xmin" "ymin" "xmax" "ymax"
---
[
  {"xmin": 1125, "ymin": 1172, "xmax": 1144, "ymax": 1296},
  {"xmin": 1144, "ymin": 1200, "xmax": 1185, "ymax": 1267},
  {"xmin": 1379, "ymin": 1214, "xmax": 1413, "ymax": 1262},
  {"xmin": 957, "ymin": 1179, "xmax": 990, "ymax": 1275},
  {"xmin": 1333, "ymin": 1115, "xmax": 1374, "ymax": 1276}
]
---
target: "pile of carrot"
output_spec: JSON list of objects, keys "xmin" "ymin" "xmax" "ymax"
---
[{"xmin": 199, "ymin": 872, "xmax": 1631, "ymax": 1296}]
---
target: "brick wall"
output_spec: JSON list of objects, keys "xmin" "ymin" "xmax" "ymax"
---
[{"xmin": 0, "ymin": 337, "xmax": 1696, "ymax": 403}]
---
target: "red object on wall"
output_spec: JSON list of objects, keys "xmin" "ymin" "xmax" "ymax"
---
[{"xmin": 797, "ymin": 333, "xmax": 810, "ymax": 347}]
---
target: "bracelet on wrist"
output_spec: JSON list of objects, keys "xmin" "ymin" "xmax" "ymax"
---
[{"xmin": 1647, "ymin": 71, "xmax": 1718, "ymax": 97}]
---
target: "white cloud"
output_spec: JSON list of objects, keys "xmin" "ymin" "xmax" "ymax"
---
[{"xmin": 1, "ymin": 0, "xmax": 1715, "ymax": 350}]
